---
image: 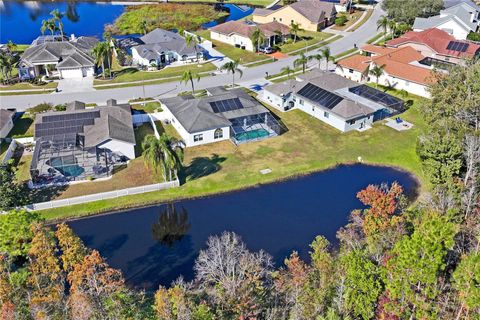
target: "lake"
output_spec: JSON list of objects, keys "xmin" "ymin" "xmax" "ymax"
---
[
  {"xmin": 0, "ymin": 1, "xmax": 253, "ymax": 44},
  {"xmin": 67, "ymin": 164, "xmax": 419, "ymax": 291}
]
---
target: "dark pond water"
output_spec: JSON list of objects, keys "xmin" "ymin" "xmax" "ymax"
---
[
  {"xmin": 67, "ymin": 164, "xmax": 419, "ymax": 291},
  {"xmin": 0, "ymin": 1, "xmax": 253, "ymax": 44}
]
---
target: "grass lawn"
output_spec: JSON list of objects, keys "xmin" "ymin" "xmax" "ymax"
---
[
  {"xmin": 8, "ymin": 115, "xmax": 34, "ymax": 138},
  {"xmin": 41, "ymin": 89, "xmax": 428, "ymax": 220},
  {"xmin": 210, "ymin": 40, "xmax": 272, "ymax": 64},
  {"xmin": 348, "ymin": 9, "xmax": 373, "ymax": 32},
  {"xmin": 15, "ymin": 154, "xmax": 32, "ymax": 182},
  {"xmin": 279, "ymin": 31, "xmax": 332, "ymax": 54},
  {"xmin": 93, "ymin": 63, "xmax": 216, "ymax": 86},
  {"xmin": 0, "ymin": 142, "xmax": 8, "ymax": 159},
  {"xmin": 131, "ymin": 101, "xmax": 163, "ymax": 113},
  {"xmin": 169, "ymin": 0, "xmax": 272, "ymax": 6},
  {"xmin": 331, "ymin": 10, "xmax": 366, "ymax": 31},
  {"xmin": 0, "ymin": 81, "xmax": 57, "ymax": 91}
]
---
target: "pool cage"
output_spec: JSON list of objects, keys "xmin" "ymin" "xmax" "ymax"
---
[
  {"xmin": 230, "ymin": 113, "xmax": 287, "ymax": 145},
  {"xmin": 348, "ymin": 85, "xmax": 405, "ymax": 115},
  {"xmin": 30, "ymin": 133, "xmax": 112, "ymax": 187}
]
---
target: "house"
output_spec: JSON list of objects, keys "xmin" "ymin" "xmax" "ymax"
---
[
  {"xmin": 210, "ymin": 20, "xmax": 291, "ymax": 52},
  {"xmin": 159, "ymin": 87, "xmax": 286, "ymax": 147},
  {"xmin": 386, "ymin": 28, "xmax": 480, "ymax": 66},
  {"xmin": 413, "ymin": 1, "xmax": 480, "ymax": 39},
  {"xmin": 335, "ymin": 45, "xmax": 437, "ymax": 98},
  {"xmin": 0, "ymin": 109, "xmax": 15, "ymax": 140},
  {"xmin": 252, "ymin": 0, "xmax": 337, "ymax": 32},
  {"xmin": 118, "ymin": 28, "xmax": 204, "ymax": 67},
  {"xmin": 18, "ymin": 35, "xmax": 98, "ymax": 80},
  {"xmin": 31, "ymin": 100, "xmax": 136, "ymax": 184},
  {"xmin": 262, "ymin": 69, "xmax": 404, "ymax": 132}
]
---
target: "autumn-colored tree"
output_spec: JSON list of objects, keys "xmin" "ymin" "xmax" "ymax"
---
[
  {"xmin": 55, "ymin": 223, "xmax": 88, "ymax": 273},
  {"xmin": 68, "ymin": 250, "xmax": 125, "ymax": 318},
  {"xmin": 27, "ymin": 225, "xmax": 65, "ymax": 319},
  {"xmin": 154, "ymin": 284, "xmax": 192, "ymax": 320}
]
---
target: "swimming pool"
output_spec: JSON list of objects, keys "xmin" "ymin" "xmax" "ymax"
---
[
  {"xmin": 235, "ymin": 129, "xmax": 270, "ymax": 142},
  {"xmin": 50, "ymin": 156, "xmax": 85, "ymax": 177}
]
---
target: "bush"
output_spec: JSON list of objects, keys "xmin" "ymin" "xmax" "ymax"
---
[
  {"xmin": 54, "ymin": 104, "xmax": 66, "ymax": 111},
  {"xmin": 335, "ymin": 15, "xmax": 348, "ymax": 26},
  {"xmin": 27, "ymin": 103, "xmax": 52, "ymax": 115},
  {"xmin": 467, "ymin": 32, "xmax": 480, "ymax": 42}
]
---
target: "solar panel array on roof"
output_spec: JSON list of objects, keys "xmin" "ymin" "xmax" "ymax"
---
[
  {"xmin": 210, "ymin": 98, "xmax": 244, "ymax": 113},
  {"xmin": 35, "ymin": 111, "xmax": 100, "ymax": 138},
  {"xmin": 446, "ymin": 41, "xmax": 469, "ymax": 53},
  {"xmin": 348, "ymin": 85, "xmax": 404, "ymax": 110},
  {"xmin": 296, "ymin": 83, "xmax": 343, "ymax": 110}
]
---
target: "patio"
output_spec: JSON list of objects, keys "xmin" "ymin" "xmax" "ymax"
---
[{"xmin": 385, "ymin": 118, "xmax": 414, "ymax": 131}]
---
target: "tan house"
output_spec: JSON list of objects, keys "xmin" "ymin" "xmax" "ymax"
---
[{"xmin": 252, "ymin": 0, "xmax": 337, "ymax": 32}]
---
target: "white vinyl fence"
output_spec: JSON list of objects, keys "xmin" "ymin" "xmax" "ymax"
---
[
  {"xmin": 26, "ymin": 179, "xmax": 180, "ymax": 211},
  {"xmin": 1, "ymin": 140, "xmax": 17, "ymax": 165}
]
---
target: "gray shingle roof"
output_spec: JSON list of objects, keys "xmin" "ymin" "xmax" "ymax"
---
[
  {"xmin": 134, "ymin": 28, "xmax": 201, "ymax": 59},
  {"xmin": 160, "ymin": 89, "xmax": 270, "ymax": 133},
  {"xmin": 413, "ymin": 3, "xmax": 479, "ymax": 32},
  {"xmin": 290, "ymin": 0, "xmax": 337, "ymax": 23},
  {"xmin": 0, "ymin": 109, "xmax": 15, "ymax": 132}
]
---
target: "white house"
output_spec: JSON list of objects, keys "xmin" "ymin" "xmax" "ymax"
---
[
  {"xmin": 18, "ymin": 35, "xmax": 98, "ymax": 80},
  {"xmin": 413, "ymin": 2, "xmax": 480, "ymax": 39},
  {"xmin": 335, "ymin": 45, "xmax": 436, "ymax": 98},
  {"xmin": 159, "ymin": 87, "xmax": 286, "ymax": 147},
  {"xmin": 0, "ymin": 109, "xmax": 15, "ymax": 140},
  {"xmin": 262, "ymin": 70, "xmax": 405, "ymax": 132},
  {"xmin": 210, "ymin": 20, "xmax": 290, "ymax": 52}
]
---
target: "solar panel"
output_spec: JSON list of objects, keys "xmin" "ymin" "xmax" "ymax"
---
[
  {"xmin": 348, "ymin": 85, "xmax": 404, "ymax": 110},
  {"xmin": 210, "ymin": 98, "xmax": 244, "ymax": 113},
  {"xmin": 447, "ymin": 41, "xmax": 469, "ymax": 53},
  {"xmin": 296, "ymin": 83, "xmax": 343, "ymax": 110},
  {"xmin": 36, "ymin": 111, "xmax": 100, "ymax": 139}
]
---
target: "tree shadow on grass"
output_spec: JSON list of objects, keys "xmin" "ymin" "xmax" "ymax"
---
[{"xmin": 181, "ymin": 153, "xmax": 226, "ymax": 183}]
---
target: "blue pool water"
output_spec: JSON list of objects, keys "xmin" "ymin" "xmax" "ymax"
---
[
  {"xmin": 50, "ymin": 156, "xmax": 84, "ymax": 177},
  {"xmin": 68, "ymin": 164, "xmax": 419, "ymax": 290},
  {"xmin": 0, "ymin": 2, "xmax": 253, "ymax": 44},
  {"xmin": 235, "ymin": 129, "xmax": 270, "ymax": 142}
]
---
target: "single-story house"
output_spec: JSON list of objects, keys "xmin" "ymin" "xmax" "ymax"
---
[
  {"xmin": 385, "ymin": 28, "xmax": 480, "ymax": 66},
  {"xmin": 413, "ymin": 2, "xmax": 480, "ymax": 39},
  {"xmin": 159, "ymin": 87, "xmax": 287, "ymax": 147},
  {"xmin": 18, "ymin": 34, "xmax": 98, "ymax": 80},
  {"xmin": 210, "ymin": 20, "xmax": 291, "ymax": 52},
  {"xmin": 119, "ymin": 29, "xmax": 204, "ymax": 67},
  {"xmin": 335, "ymin": 45, "xmax": 437, "ymax": 98},
  {"xmin": 252, "ymin": 0, "xmax": 337, "ymax": 32},
  {"xmin": 262, "ymin": 69, "xmax": 404, "ymax": 132},
  {"xmin": 0, "ymin": 109, "xmax": 15, "ymax": 140},
  {"xmin": 31, "ymin": 100, "xmax": 136, "ymax": 184}
]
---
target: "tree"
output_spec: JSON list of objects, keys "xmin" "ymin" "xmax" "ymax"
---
[
  {"xmin": 281, "ymin": 65, "xmax": 294, "ymax": 79},
  {"xmin": 41, "ymin": 18, "xmax": 58, "ymax": 37},
  {"xmin": 383, "ymin": 212, "xmax": 457, "ymax": 319},
  {"xmin": 382, "ymin": 0, "xmax": 443, "ymax": 24},
  {"xmin": 185, "ymin": 33, "xmax": 201, "ymax": 63},
  {"xmin": 320, "ymin": 47, "xmax": 334, "ymax": 71},
  {"xmin": 290, "ymin": 22, "xmax": 303, "ymax": 43},
  {"xmin": 142, "ymin": 133, "xmax": 184, "ymax": 181},
  {"xmin": 388, "ymin": 18, "xmax": 397, "ymax": 39},
  {"xmin": 0, "ymin": 165, "xmax": 25, "ymax": 211},
  {"xmin": 0, "ymin": 210, "xmax": 42, "ymax": 259},
  {"xmin": 250, "ymin": 27, "xmax": 265, "ymax": 53},
  {"xmin": 340, "ymin": 249, "xmax": 382, "ymax": 320},
  {"xmin": 0, "ymin": 52, "xmax": 20, "ymax": 83},
  {"xmin": 294, "ymin": 53, "xmax": 308, "ymax": 74},
  {"xmin": 369, "ymin": 64, "xmax": 385, "ymax": 87},
  {"xmin": 220, "ymin": 59, "xmax": 243, "ymax": 88},
  {"xmin": 376, "ymin": 16, "xmax": 389, "ymax": 39},
  {"xmin": 309, "ymin": 53, "xmax": 323, "ymax": 70},
  {"xmin": 92, "ymin": 41, "xmax": 108, "ymax": 78},
  {"xmin": 139, "ymin": 19, "xmax": 148, "ymax": 35},
  {"xmin": 50, "ymin": 9, "xmax": 64, "ymax": 40},
  {"xmin": 6, "ymin": 41, "xmax": 17, "ymax": 53},
  {"xmin": 180, "ymin": 70, "xmax": 200, "ymax": 94},
  {"xmin": 452, "ymin": 252, "xmax": 480, "ymax": 319},
  {"xmin": 55, "ymin": 223, "xmax": 88, "ymax": 274}
]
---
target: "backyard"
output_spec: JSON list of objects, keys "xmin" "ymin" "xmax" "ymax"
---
[{"xmin": 41, "ymin": 89, "xmax": 428, "ymax": 220}]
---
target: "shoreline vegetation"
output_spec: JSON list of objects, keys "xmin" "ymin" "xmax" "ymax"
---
[
  {"xmin": 105, "ymin": 3, "xmax": 228, "ymax": 35},
  {"xmin": 24, "ymin": 0, "xmax": 274, "ymax": 7}
]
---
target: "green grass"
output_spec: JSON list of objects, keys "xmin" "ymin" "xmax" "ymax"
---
[
  {"xmin": 279, "ymin": 31, "xmax": 332, "ymax": 54},
  {"xmin": 168, "ymin": 0, "xmax": 272, "ymax": 6},
  {"xmin": 334, "ymin": 48, "xmax": 360, "ymax": 60},
  {"xmin": 331, "ymin": 10, "xmax": 366, "ymax": 31},
  {"xmin": 266, "ymin": 67, "xmax": 303, "ymax": 80},
  {"xmin": 0, "ymin": 142, "xmax": 8, "ymax": 159},
  {"xmin": 40, "ymin": 90, "xmax": 428, "ymax": 220},
  {"xmin": 131, "ymin": 101, "xmax": 162, "ymax": 113},
  {"xmin": 348, "ymin": 9, "xmax": 374, "ymax": 32},
  {"xmin": 94, "ymin": 63, "xmax": 216, "ymax": 86},
  {"xmin": 210, "ymin": 40, "xmax": 272, "ymax": 64},
  {"xmin": 288, "ymin": 35, "xmax": 342, "ymax": 55},
  {"xmin": 15, "ymin": 154, "xmax": 32, "ymax": 182},
  {"xmin": 366, "ymin": 33, "xmax": 384, "ymax": 44},
  {"xmin": 7, "ymin": 115, "xmax": 34, "ymax": 138}
]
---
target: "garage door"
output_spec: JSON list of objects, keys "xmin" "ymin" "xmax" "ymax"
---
[{"xmin": 60, "ymin": 68, "xmax": 83, "ymax": 79}]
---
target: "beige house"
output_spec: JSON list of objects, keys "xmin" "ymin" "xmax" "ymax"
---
[{"xmin": 253, "ymin": 0, "xmax": 337, "ymax": 32}]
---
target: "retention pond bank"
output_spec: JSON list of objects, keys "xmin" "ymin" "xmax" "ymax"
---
[{"xmin": 67, "ymin": 164, "xmax": 419, "ymax": 290}]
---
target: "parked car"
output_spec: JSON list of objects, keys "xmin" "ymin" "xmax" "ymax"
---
[{"xmin": 259, "ymin": 46, "xmax": 275, "ymax": 54}]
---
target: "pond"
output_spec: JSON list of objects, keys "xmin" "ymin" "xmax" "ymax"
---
[
  {"xmin": 0, "ymin": 1, "xmax": 253, "ymax": 44},
  {"xmin": 67, "ymin": 164, "xmax": 419, "ymax": 291}
]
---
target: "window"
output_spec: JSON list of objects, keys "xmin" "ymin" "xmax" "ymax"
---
[
  {"xmin": 347, "ymin": 119, "xmax": 356, "ymax": 125},
  {"xmin": 214, "ymin": 128, "xmax": 223, "ymax": 139},
  {"xmin": 405, "ymin": 81, "xmax": 410, "ymax": 86},
  {"xmin": 194, "ymin": 134, "xmax": 203, "ymax": 142},
  {"xmin": 324, "ymin": 111, "xmax": 329, "ymax": 118},
  {"xmin": 299, "ymin": 99, "xmax": 304, "ymax": 106},
  {"xmin": 279, "ymin": 17, "xmax": 282, "ymax": 22},
  {"xmin": 349, "ymin": 69, "xmax": 354, "ymax": 73}
]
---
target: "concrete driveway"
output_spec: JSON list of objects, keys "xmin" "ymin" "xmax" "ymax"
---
[{"xmin": 55, "ymin": 76, "xmax": 95, "ymax": 94}]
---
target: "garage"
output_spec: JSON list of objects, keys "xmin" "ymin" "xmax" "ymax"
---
[{"xmin": 59, "ymin": 68, "xmax": 84, "ymax": 79}]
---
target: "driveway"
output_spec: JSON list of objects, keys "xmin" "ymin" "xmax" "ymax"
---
[{"xmin": 56, "ymin": 76, "xmax": 95, "ymax": 94}]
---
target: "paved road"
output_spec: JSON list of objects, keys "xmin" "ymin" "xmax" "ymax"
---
[{"xmin": 0, "ymin": 2, "xmax": 384, "ymax": 110}]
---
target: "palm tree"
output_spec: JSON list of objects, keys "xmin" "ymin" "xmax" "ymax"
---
[
  {"xmin": 294, "ymin": 53, "xmax": 308, "ymax": 74},
  {"xmin": 142, "ymin": 134, "xmax": 184, "ymax": 181},
  {"xmin": 180, "ymin": 70, "xmax": 200, "ymax": 94},
  {"xmin": 185, "ymin": 33, "xmax": 200, "ymax": 63},
  {"xmin": 290, "ymin": 22, "xmax": 303, "ymax": 43},
  {"xmin": 250, "ymin": 27, "xmax": 265, "ymax": 53},
  {"xmin": 50, "ymin": 9, "xmax": 64, "ymax": 40},
  {"xmin": 103, "ymin": 38, "xmax": 114, "ymax": 78},
  {"xmin": 369, "ymin": 64, "xmax": 386, "ymax": 88},
  {"xmin": 0, "ymin": 53, "xmax": 19, "ymax": 83},
  {"xmin": 320, "ymin": 47, "xmax": 334, "ymax": 71},
  {"xmin": 139, "ymin": 19, "xmax": 148, "ymax": 35},
  {"xmin": 309, "ymin": 53, "xmax": 323, "ymax": 69},
  {"xmin": 151, "ymin": 203, "xmax": 191, "ymax": 246},
  {"xmin": 377, "ymin": 16, "xmax": 389, "ymax": 39},
  {"xmin": 388, "ymin": 19, "xmax": 397, "ymax": 39},
  {"xmin": 281, "ymin": 65, "xmax": 294, "ymax": 79},
  {"xmin": 40, "ymin": 19, "xmax": 57, "ymax": 37},
  {"xmin": 6, "ymin": 41, "xmax": 17, "ymax": 54},
  {"xmin": 220, "ymin": 59, "xmax": 243, "ymax": 88},
  {"xmin": 92, "ymin": 42, "xmax": 107, "ymax": 78}
]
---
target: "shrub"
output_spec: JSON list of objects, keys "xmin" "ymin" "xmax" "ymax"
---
[
  {"xmin": 27, "ymin": 103, "xmax": 52, "ymax": 115},
  {"xmin": 335, "ymin": 15, "xmax": 348, "ymax": 26},
  {"xmin": 54, "ymin": 104, "xmax": 66, "ymax": 111},
  {"xmin": 467, "ymin": 32, "xmax": 480, "ymax": 42}
]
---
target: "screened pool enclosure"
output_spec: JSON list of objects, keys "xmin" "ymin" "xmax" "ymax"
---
[{"xmin": 230, "ymin": 113, "xmax": 287, "ymax": 145}]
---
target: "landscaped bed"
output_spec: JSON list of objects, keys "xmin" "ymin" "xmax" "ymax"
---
[
  {"xmin": 0, "ymin": 81, "xmax": 57, "ymax": 92},
  {"xmin": 40, "ymin": 89, "xmax": 428, "ymax": 220}
]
